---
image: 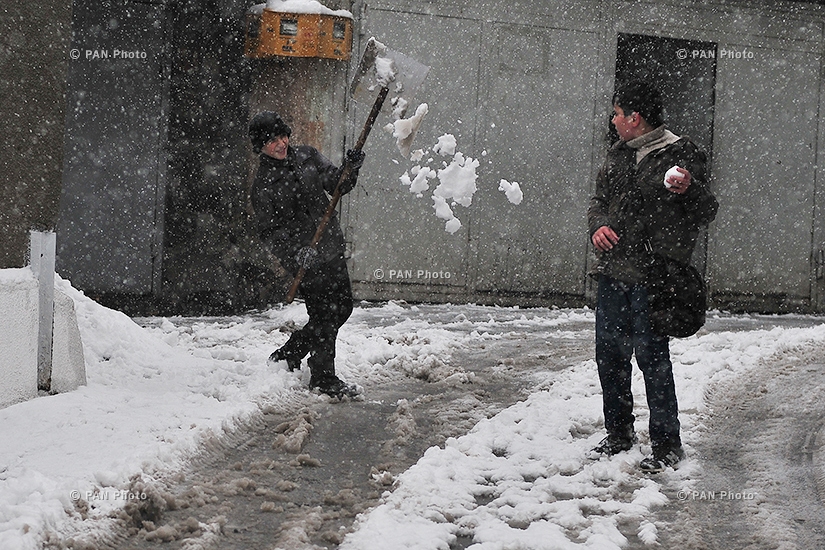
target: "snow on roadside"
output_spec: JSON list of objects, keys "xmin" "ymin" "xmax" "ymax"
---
[
  {"xmin": 0, "ymin": 279, "xmax": 292, "ymax": 550},
  {"xmin": 340, "ymin": 322, "xmax": 825, "ymax": 549},
  {"xmin": 0, "ymin": 283, "xmax": 473, "ymax": 549}
]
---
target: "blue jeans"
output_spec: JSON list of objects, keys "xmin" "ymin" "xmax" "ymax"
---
[{"xmin": 595, "ymin": 275, "xmax": 681, "ymax": 452}]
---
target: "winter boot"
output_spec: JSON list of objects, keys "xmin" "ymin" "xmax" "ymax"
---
[
  {"xmin": 310, "ymin": 375, "xmax": 360, "ymax": 399},
  {"xmin": 586, "ymin": 430, "xmax": 637, "ymax": 460},
  {"xmin": 268, "ymin": 349, "xmax": 301, "ymax": 372},
  {"xmin": 639, "ymin": 445, "xmax": 685, "ymax": 474}
]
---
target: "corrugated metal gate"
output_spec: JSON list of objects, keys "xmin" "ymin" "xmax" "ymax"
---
[
  {"xmin": 344, "ymin": 0, "xmax": 825, "ymax": 313},
  {"xmin": 345, "ymin": 1, "xmax": 601, "ymax": 306}
]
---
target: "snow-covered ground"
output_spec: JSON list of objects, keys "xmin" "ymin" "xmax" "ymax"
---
[{"xmin": 1, "ymin": 279, "xmax": 824, "ymax": 549}]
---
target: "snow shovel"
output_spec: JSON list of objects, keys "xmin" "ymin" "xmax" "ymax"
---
[{"xmin": 284, "ymin": 38, "xmax": 429, "ymax": 303}]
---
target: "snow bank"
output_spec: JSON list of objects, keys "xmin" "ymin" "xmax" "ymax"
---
[
  {"xmin": 0, "ymin": 288, "xmax": 474, "ymax": 548},
  {"xmin": 0, "ymin": 283, "xmax": 293, "ymax": 549},
  {"xmin": 0, "ymin": 268, "xmax": 38, "ymax": 408}
]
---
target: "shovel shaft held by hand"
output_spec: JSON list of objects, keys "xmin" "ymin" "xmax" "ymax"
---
[{"xmin": 284, "ymin": 85, "xmax": 390, "ymax": 304}]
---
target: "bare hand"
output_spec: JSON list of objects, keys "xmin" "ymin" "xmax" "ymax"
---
[
  {"xmin": 592, "ymin": 226, "xmax": 620, "ymax": 252},
  {"xmin": 665, "ymin": 167, "xmax": 692, "ymax": 194}
]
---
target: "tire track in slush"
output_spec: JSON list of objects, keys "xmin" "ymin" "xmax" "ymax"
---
[{"xmin": 650, "ymin": 343, "xmax": 825, "ymax": 550}]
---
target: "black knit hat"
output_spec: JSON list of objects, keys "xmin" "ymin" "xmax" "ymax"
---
[{"xmin": 249, "ymin": 111, "xmax": 292, "ymax": 154}]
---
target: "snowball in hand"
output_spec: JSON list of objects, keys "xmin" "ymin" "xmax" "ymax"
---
[{"xmin": 664, "ymin": 165, "xmax": 682, "ymax": 189}]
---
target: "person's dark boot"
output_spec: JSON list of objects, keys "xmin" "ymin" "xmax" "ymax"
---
[
  {"xmin": 587, "ymin": 435, "xmax": 636, "ymax": 460},
  {"xmin": 309, "ymin": 374, "xmax": 360, "ymax": 399},
  {"xmin": 640, "ymin": 443, "xmax": 685, "ymax": 473},
  {"xmin": 267, "ymin": 349, "xmax": 301, "ymax": 372},
  {"xmin": 586, "ymin": 428, "xmax": 637, "ymax": 460}
]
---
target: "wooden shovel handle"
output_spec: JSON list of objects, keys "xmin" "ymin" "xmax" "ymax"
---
[{"xmin": 284, "ymin": 85, "xmax": 390, "ymax": 304}]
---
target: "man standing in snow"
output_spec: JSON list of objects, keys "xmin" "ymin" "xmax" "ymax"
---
[
  {"xmin": 587, "ymin": 81, "xmax": 718, "ymax": 473},
  {"xmin": 248, "ymin": 111, "xmax": 365, "ymax": 399}
]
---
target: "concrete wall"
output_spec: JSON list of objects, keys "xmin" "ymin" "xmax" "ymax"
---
[
  {"xmin": 345, "ymin": 0, "xmax": 825, "ymax": 313},
  {"xmin": 0, "ymin": 0, "xmax": 72, "ymax": 268},
  {"xmin": 0, "ymin": 269, "xmax": 86, "ymax": 409},
  {"xmin": 58, "ymin": 0, "xmax": 169, "ymax": 298},
  {"xmin": 57, "ymin": 0, "xmax": 354, "ymax": 314}
]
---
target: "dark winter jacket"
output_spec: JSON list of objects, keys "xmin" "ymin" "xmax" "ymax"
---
[
  {"xmin": 251, "ymin": 145, "xmax": 358, "ymax": 275},
  {"xmin": 588, "ymin": 127, "xmax": 719, "ymax": 284}
]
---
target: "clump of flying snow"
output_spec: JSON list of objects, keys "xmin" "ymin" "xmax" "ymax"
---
[
  {"xmin": 498, "ymin": 179, "xmax": 523, "ymax": 205},
  {"xmin": 399, "ymin": 165, "xmax": 436, "ymax": 197},
  {"xmin": 373, "ymin": 39, "xmax": 428, "ymax": 158},
  {"xmin": 393, "ymin": 130, "xmax": 523, "ymax": 234},
  {"xmin": 431, "ymin": 152, "xmax": 480, "ymax": 234},
  {"xmin": 432, "ymin": 133, "xmax": 457, "ymax": 156},
  {"xmin": 385, "ymin": 103, "xmax": 429, "ymax": 158},
  {"xmin": 398, "ymin": 134, "xmax": 479, "ymax": 234},
  {"xmin": 374, "ymin": 55, "xmax": 397, "ymax": 87},
  {"xmin": 432, "ymin": 195, "xmax": 462, "ymax": 233}
]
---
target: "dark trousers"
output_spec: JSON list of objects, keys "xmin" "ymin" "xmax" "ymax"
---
[
  {"xmin": 595, "ymin": 275, "xmax": 681, "ymax": 452},
  {"xmin": 279, "ymin": 255, "xmax": 353, "ymax": 385}
]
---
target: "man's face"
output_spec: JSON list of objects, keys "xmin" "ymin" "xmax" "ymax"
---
[
  {"xmin": 611, "ymin": 104, "xmax": 637, "ymax": 141},
  {"xmin": 262, "ymin": 135, "xmax": 289, "ymax": 160}
]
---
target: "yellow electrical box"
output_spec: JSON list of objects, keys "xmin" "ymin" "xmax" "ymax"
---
[
  {"xmin": 245, "ymin": 9, "xmax": 352, "ymax": 61},
  {"xmin": 317, "ymin": 14, "xmax": 352, "ymax": 60}
]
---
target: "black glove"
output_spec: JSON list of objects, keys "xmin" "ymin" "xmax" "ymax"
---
[
  {"xmin": 338, "ymin": 149, "xmax": 365, "ymax": 195},
  {"xmin": 345, "ymin": 148, "xmax": 365, "ymax": 171},
  {"xmin": 295, "ymin": 246, "xmax": 319, "ymax": 270}
]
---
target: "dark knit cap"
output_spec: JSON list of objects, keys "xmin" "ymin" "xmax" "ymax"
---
[{"xmin": 249, "ymin": 111, "xmax": 292, "ymax": 153}]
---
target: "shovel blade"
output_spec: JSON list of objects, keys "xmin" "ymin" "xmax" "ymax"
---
[{"xmin": 350, "ymin": 37, "xmax": 430, "ymax": 116}]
